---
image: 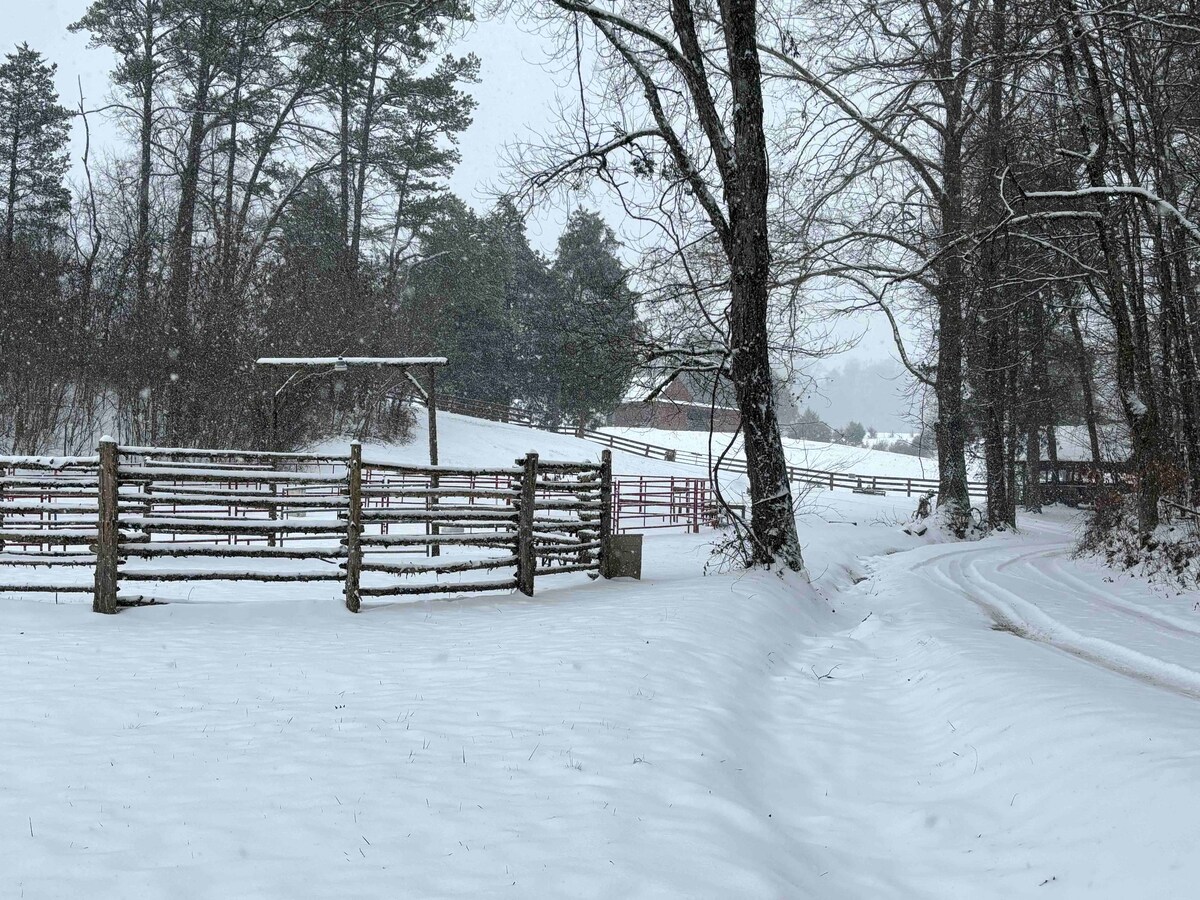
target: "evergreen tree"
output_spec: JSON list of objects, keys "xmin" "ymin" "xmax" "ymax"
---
[
  {"xmin": 542, "ymin": 211, "xmax": 638, "ymax": 427},
  {"xmin": 409, "ymin": 198, "xmax": 518, "ymax": 405},
  {"xmin": 0, "ymin": 44, "xmax": 73, "ymax": 451},
  {"xmin": 0, "ymin": 44, "xmax": 70, "ymax": 258},
  {"xmin": 792, "ymin": 407, "xmax": 832, "ymax": 443},
  {"xmin": 842, "ymin": 421, "xmax": 866, "ymax": 446}
]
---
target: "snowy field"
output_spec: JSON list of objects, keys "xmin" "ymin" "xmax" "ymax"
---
[
  {"xmin": 600, "ymin": 425, "xmax": 941, "ymax": 480},
  {"xmin": 4, "ymin": 422, "xmax": 1200, "ymax": 897},
  {"xmin": 348, "ymin": 413, "xmax": 701, "ymax": 480}
]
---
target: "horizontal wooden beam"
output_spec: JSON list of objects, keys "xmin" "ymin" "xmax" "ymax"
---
[
  {"xmin": 118, "ymin": 466, "xmax": 346, "ymax": 484},
  {"xmin": 358, "ymin": 507, "xmax": 516, "ymax": 521},
  {"xmin": 360, "ymin": 533, "xmax": 517, "ymax": 548},
  {"xmin": 121, "ymin": 517, "xmax": 345, "ymax": 535},
  {"xmin": 1, "ymin": 476, "xmax": 97, "ymax": 488},
  {"xmin": 120, "ymin": 570, "xmax": 344, "ymax": 582},
  {"xmin": 120, "ymin": 545, "xmax": 347, "ymax": 560},
  {"xmin": 0, "ymin": 583, "xmax": 90, "ymax": 593},
  {"xmin": 358, "ymin": 578, "xmax": 517, "ymax": 598},
  {"xmin": 361, "ymin": 555, "xmax": 517, "ymax": 576},
  {"xmin": 363, "ymin": 462, "xmax": 521, "ymax": 477},
  {"xmin": 534, "ymin": 562, "xmax": 600, "ymax": 576},
  {"xmin": 363, "ymin": 488, "xmax": 517, "ymax": 501},
  {"xmin": 121, "ymin": 492, "xmax": 347, "ymax": 510}
]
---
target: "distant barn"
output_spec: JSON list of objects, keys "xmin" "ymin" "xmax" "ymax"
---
[
  {"xmin": 612, "ymin": 379, "xmax": 740, "ymax": 433},
  {"xmin": 1030, "ymin": 424, "xmax": 1132, "ymax": 504}
]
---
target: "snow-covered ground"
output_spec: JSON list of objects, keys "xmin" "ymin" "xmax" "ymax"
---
[
  {"xmin": 4, "ymin": 420, "xmax": 1200, "ymax": 898},
  {"xmin": 600, "ymin": 425, "xmax": 940, "ymax": 480},
  {"xmin": 347, "ymin": 413, "xmax": 701, "ymax": 479}
]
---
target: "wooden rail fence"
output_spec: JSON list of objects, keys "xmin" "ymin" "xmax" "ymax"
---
[
  {"xmin": 1, "ymin": 442, "xmax": 615, "ymax": 613},
  {"xmin": 427, "ymin": 393, "xmax": 987, "ymax": 499}
]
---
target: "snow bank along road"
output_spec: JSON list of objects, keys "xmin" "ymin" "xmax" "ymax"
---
[{"xmin": 3, "ymin": 497, "xmax": 1200, "ymax": 898}]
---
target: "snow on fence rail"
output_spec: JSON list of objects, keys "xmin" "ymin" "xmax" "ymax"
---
[
  {"xmin": 0, "ymin": 443, "xmax": 620, "ymax": 614},
  {"xmin": 0, "ymin": 456, "xmax": 104, "ymax": 593}
]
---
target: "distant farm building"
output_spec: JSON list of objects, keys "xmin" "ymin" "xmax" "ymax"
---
[
  {"xmin": 612, "ymin": 380, "xmax": 741, "ymax": 432},
  {"xmin": 1029, "ymin": 424, "xmax": 1132, "ymax": 504}
]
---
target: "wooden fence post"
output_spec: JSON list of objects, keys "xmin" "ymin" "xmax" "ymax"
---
[
  {"xmin": 598, "ymin": 449, "xmax": 613, "ymax": 578},
  {"xmin": 516, "ymin": 452, "xmax": 538, "ymax": 596},
  {"xmin": 267, "ymin": 482, "xmax": 278, "ymax": 548},
  {"xmin": 93, "ymin": 437, "xmax": 119, "ymax": 614},
  {"xmin": 345, "ymin": 441, "xmax": 363, "ymax": 612}
]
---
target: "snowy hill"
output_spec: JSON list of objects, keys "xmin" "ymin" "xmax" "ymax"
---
[
  {"xmin": 320, "ymin": 412, "xmax": 707, "ymax": 479},
  {"xmin": 600, "ymin": 425, "xmax": 940, "ymax": 479},
  {"xmin": 331, "ymin": 410, "xmax": 939, "ymax": 487}
]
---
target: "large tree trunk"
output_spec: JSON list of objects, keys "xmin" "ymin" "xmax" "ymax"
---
[
  {"xmin": 1171, "ymin": 229, "xmax": 1200, "ymax": 501},
  {"xmin": 979, "ymin": 0, "xmax": 1019, "ymax": 528},
  {"xmin": 1025, "ymin": 291, "xmax": 1050, "ymax": 514},
  {"xmin": 134, "ymin": 5, "xmax": 156, "ymax": 313},
  {"xmin": 349, "ymin": 36, "xmax": 382, "ymax": 265},
  {"xmin": 1066, "ymin": 304, "xmax": 1102, "ymax": 463},
  {"xmin": 722, "ymin": 0, "xmax": 802, "ymax": 569},
  {"xmin": 3, "ymin": 121, "xmax": 18, "ymax": 259},
  {"xmin": 218, "ymin": 24, "xmax": 246, "ymax": 305},
  {"xmin": 338, "ymin": 7, "xmax": 352, "ymax": 258},
  {"xmin": 981, "ymin": 321, "xmax": 1010, "ymax": 527},
  {"xmin": 162, "ymin": 15, "xmax": 217, "ymax": 444},
  {"xmin": 931, "ymin": 3, "xmax": 972, "ymax": 519},
  {"xmin": 3, "ymin": 80, "xmax": 21, "ymax": 259},
  {"xmin": 934, "ymin": 287, "xmax": 972, "ymax": 518},
  {"xmin": 1055, "ymin": 0, "xmax": 1162, "ymax": 531}
]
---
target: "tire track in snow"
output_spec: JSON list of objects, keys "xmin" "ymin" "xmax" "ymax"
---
[
  {"xmin": 1035, "ymin": 548, "xmax": 1200, "ymax": 638},
  {"xmin": 915, "ymin": 540, "xmax": 1200, "ymax": 701}
]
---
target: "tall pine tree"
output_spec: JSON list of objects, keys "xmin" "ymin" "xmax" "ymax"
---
[
  {"xmin": 541, "ymin": 210, "xmax": 637, "ymax": 428},
  {"xmin": 0, "ymin": 44, "xmax": 70, "ymax": 258}
]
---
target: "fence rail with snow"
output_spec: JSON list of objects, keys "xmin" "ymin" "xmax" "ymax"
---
[{"xmin": 1, "ymin": 443, "xmax": 636, "ymax": 613}]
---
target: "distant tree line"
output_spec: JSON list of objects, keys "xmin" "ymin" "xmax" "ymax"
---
[{"xmin": 0, "ymin": 1, "xmax": 635, "ymax": 454}]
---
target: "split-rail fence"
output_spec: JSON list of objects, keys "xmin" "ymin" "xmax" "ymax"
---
[
  {"xmin": 432, "ymin": 394, "xmax": 986, "ymax": 499},
  {"xmin": 1, "ymin": 441, "xmax": 614, "ymax": 613}
]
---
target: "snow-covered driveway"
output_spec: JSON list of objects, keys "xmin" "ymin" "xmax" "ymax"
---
[
  {"xmin": 780, "ymin": 512, "xmax": 1200, "ymax": 897},
  {"xmin": 908, "ymin": 512, "xmax": 1200, "ymax": 698}
]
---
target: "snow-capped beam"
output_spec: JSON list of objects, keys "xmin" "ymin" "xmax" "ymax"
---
[{"xmin": 255, "ymin": 357, "xmax": 448, "ymax": 367}]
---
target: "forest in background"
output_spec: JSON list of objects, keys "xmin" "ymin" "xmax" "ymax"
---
[
  {"xmin": 509, "ymin": 0, "xmax": 1200, "ymax": 551},
  {"xmin": 0, "ymin": 1, "xmax": 637, "ymax": 456}
]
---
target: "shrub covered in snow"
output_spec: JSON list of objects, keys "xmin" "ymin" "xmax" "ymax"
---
[{"xmin": 1078, "ymin": 493, "xmax": 1200, "ymax": 588}]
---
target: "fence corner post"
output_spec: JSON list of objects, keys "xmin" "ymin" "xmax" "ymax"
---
[
  {"xmin": 598, "ymin": 449, "xmax": 614, "ymax": 578},
  {"xmin": 516, "ymin": 452, "xmax": 538, "ymax": 596},
  {"xmin": 93, "ymin": 437, "xmax": 119, "ymax": 614},
  {"xmin": 344, "ymin": 441, "xmax": 363, "ymax": 612}
]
